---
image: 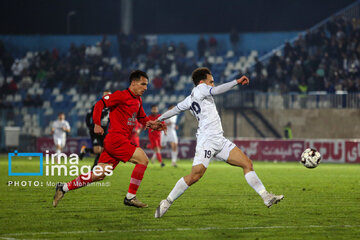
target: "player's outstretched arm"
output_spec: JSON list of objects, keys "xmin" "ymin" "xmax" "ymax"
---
[
  {"xmin": 156, "ymin": 96, "xmax": 191, "ymax": 122},
  {"xmin": 209, "ymin": 76, "xmax": 249, "ymax": 96}
]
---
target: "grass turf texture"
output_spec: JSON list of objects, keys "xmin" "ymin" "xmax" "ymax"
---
[{"xmin": 0, "ymin": 155, "xmax": 359, "ymax": 240}]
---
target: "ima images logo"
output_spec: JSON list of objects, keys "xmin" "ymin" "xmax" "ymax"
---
[{"xmin": 8, "ymin": 150, "xmax": 113, "ymax": 178}]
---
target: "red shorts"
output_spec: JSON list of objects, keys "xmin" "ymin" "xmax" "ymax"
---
[
  {"xmin": 149, "ymin": 137, "xmax": 161, "ymax": 149},
  {"xmin": 130, "ymin": 135, "xmax": 140, "ymax": 147},
  {"xmin": 98, "ymin": 133, "xmax": 137, "ymax": 169}
]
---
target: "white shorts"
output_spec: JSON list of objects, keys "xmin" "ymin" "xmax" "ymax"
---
[
  {"xmin": 53, "ymin": 136, "xmax": 66, "ymax": 148},
  {"xmin": 161, "ymin": 130, "xmax": 178, "ymax": 145},
  {"xmin": 193, "ymin": 135, "xmax": 236, "ymax": 168}
]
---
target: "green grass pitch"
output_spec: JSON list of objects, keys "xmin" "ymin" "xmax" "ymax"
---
[{"xmin": 0, "ymin": 155, "xmax": 359, "ymax": 239}]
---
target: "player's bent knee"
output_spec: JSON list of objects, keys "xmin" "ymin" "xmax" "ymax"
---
[
  {"xmin": 141, "ymin": 157, "xmax": 149, "ymax": 166},
  {"xmin": 130, "ymin": 148, "xmax": 149, "ymax": 166},
  {"xmin": 243, "ymin": 159, "xmax": 254, "ymax": 172}
]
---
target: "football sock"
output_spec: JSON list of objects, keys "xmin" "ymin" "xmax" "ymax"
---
[
  {"xmin": 167, "ymin": 177, "xmax": 189, "ymax": 203},
  {"xmin": 156, "ymin": 153, "xmax": 163, "ymax": 163},
  {"xmin": 127, "ymin": 164, "xmax": 147, "ymax": 195},
  {"xmin": 56, "ymin": 149, "xmax": 61, "ymax": 163},
  {"xmin": 63, "ymin": 184, "xmax": 69, "ymax": 192},
  {"xmin": 126, "ymin": 192, "xmax": 136, "ymax": 199},
  {"xmin": 151, "ymin": 153, "xmax": 156, "ymax": 161},
  {"xmin": 171, "ymin": 150, "xmax": 178, "ymax": 163},
  {"xmin": 91, "ymin": 154, "xmax": 100, "ymax": 170},
  {"xmin": 244, "ymin": 171, "xmax": 267, "ymax": 198},
  {"xmin": 66, "ymin": 172, "xmax": 93, "ymax": 191}
]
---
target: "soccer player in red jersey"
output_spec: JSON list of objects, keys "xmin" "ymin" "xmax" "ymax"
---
[
  {"xmin": 53, "ymin": 70, "xmax": 166, "ymax": 208},
  {"xmin": 130, "ymin": 120, "xmax": 142, "ymax": 146},
  {"xmin": 148, "ymin": 105, "xmax": 165, "ymax": 167}
]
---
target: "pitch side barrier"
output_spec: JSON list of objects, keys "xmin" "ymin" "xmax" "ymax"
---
[{"xmin": 36, "ymin": 137, "xmax": 360, "ymax": 163}]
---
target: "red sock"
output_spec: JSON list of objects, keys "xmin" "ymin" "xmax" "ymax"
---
[
  {"xmin": 128, "ymin": 164, "xmax": 147, "ymax": 194},
  {"xmin": 67, "ymin": 172, "xmax": 93, "ymax": 191},
  {"xmin": 156, "ymin": 153, "xmax": 163, "ymax": 163}
]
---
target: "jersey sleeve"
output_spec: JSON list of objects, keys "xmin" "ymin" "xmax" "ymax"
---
[
  {"xmin": 137, "ymin": 98, "xmax": 150, "ymax": 126},
  {"xmin": 102, "ymin": 91, "xmax": 126, "ymax": 108},
  {"xmin": 65, "ymin": 121, "xmax": 71, "ymax": 130},
  {"xmin": 158, "ymin": 96, "xmax": 191, "ymax": 121},
  {"xmin": 197, "ymin": 80, "xmax": 238, "ymax": 97},
  {"xmin": 197, "ymin": 84, "xmax": 213, "ymax": 98},
  {"xmin": 93, "ymin": 91, "xmax": 125, "ymax": 126}
]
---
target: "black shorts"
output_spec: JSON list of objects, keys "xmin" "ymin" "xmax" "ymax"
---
[{"xmin": 90, "ymin": 130, "xmax": 105, "ymax": 147}]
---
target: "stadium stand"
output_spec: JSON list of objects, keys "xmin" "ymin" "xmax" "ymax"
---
[{"xmin": 0, "ymin": 4, "xmax": 359, "ymax": 142}]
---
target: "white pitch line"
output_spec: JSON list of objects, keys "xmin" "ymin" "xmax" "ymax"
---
[{"xmin": 2, "ymin": 225, "xmax": 360, "ymax": 237}]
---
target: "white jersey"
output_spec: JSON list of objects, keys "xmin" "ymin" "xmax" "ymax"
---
[
  {"xmin": 165, "ymin": 115, "xmax": 177, "ymax": 131},
  {"xmin": 161, "ymin": 115, "xmax": 178, "ymax": 144},
  {"xmin": 158, "ymin": 80, "xmax": 239, "ymax": 168},
  {"xmin": 177, "ymin": 83, "xmax": 223, "ymax": 137},
  {"xmin": 52, "ymin": 120, "xmax": 70, "ymax": 139}
]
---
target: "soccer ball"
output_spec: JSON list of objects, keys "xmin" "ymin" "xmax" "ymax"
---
[{"xmin": 301, "ymin": 148, "xmax": 321, "ymax": 168}]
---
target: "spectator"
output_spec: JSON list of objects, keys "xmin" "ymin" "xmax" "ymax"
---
[
  {"xmin": 347, "ymin": 79, "xmax": 358, "ymax": 92},
  {"xmin": 34, "ymin": 94, "xmax": 43, "ymax": 107},
  {"xmin": 11, "ymin": 59, "xmax": 24, "ymax": 82},
  {"xmin": 23, "ymin": 94, "xmax": 35, "ymax": 107},
  {"xmin": 197, "ymin": 36, "xmax": 207, "ymax": 58},
  {"xmin": 298, "ymin": 80, "xmax": 308, "ymax": 94},
  {"xmin": 176, "ymin": 42, "xmax": 187, "ymax": 57},
  {"xmin": 19, "ymin": 72, "xmax": 33, "ymax": 89},
  {"xmin": 152, "ymin": 75, "xmax": 163, "ymax": 89},
  {"xmin": 230, "ymin": 28, "xmax": 240, "ymax": 54},
  {"xmin": 283, "ymin": 122, "xmax": 293, "ymax": 139},
  {"xmin": 208, "ymin": 36, "xmax": 217, "ymax": 55},
  {"xmin": 100, "ymin": 35, "xmax": 111, "ymax": 57}
]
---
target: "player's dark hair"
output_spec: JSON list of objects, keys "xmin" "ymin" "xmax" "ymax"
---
[
  {"xmin": 129, "ymin": 70, "xmax": 149, "ymax": 83},
  {"xmin": 192, "ymin": 67, "xmax": 212, "ymax": 86},
  {"xmin": 151, "ymin": 104, "xmax": 158, "ymax": 108},
  {"xmin": 58, "ymin": 112, "xmax": 65, "ymax": 116}
]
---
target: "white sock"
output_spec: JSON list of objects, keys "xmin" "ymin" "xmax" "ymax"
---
[
  {"xmin": 126, "ymin": 192, "xmax": 136, "ymax": 199},
  {"xmin": 151, "ymin": 152, "xmax": 156, "ymax": 160},
  {"xmin": 244, "ymin": 171, "xmax": 267, "ymax": 198},
  {"xmin": 171, "ymin": 150, "xmax": 178, "ymax": 163},
  {"xmin": 167, "ymin": 177, "xmax": 189, "ymax": 203},
  {"xmin": 62, "ymin": 184, "xmax": 69, "ymax": 192},
  {"xmin": 56, "ymin": 149, "xmax": 61, "ymax": 162}
]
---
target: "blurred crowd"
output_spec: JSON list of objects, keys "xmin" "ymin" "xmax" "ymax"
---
[{"xmin": 251, "ymin": 16, "xmax": 360, "ymax": 93}]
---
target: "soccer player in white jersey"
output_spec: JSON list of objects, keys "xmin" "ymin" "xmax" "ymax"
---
[
  {"xmin": 161, "ymin": 105, "xmax": 179, "ymax": 167},
  {"xmin": 150, "ymin": 67, "xmax": 284, "ymax": 218},
  {"xmin": 51, "ymin": 112, "xmax": 71, "ymax": 157}
]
